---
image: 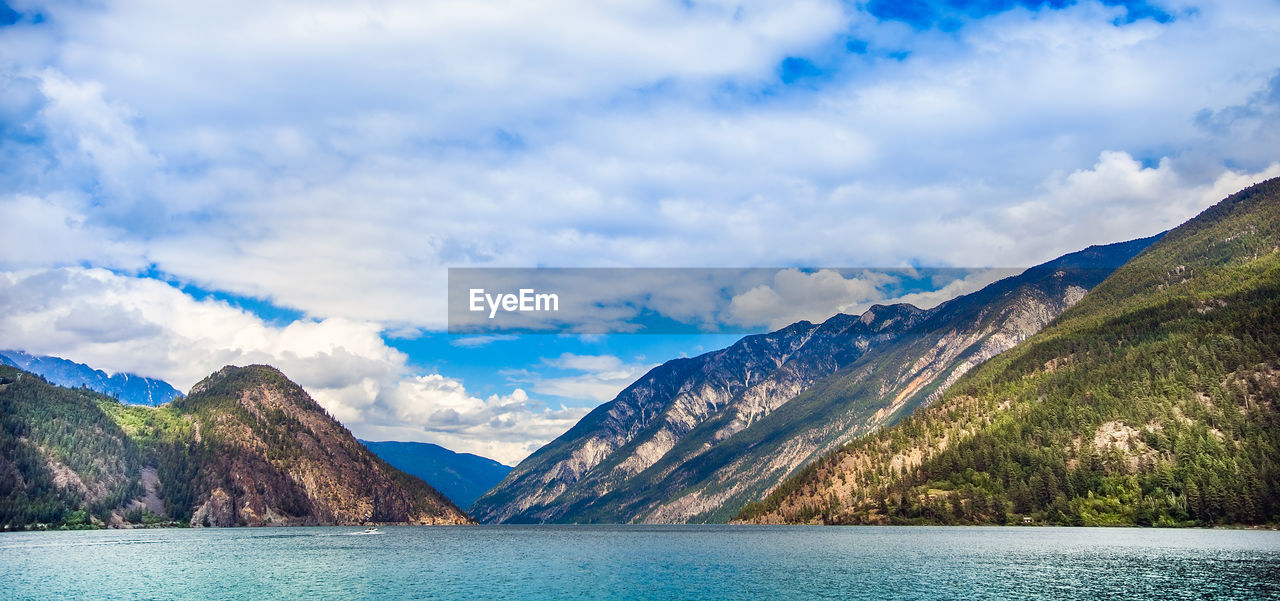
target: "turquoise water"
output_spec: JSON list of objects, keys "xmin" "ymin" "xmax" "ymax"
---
[{"xmin": 2, "ymin": 525, "xmax": 1278, "ymax": 600}]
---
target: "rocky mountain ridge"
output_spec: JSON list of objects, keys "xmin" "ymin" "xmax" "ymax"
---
[{"xmin": 471, "ymin": 235, "xmax": 1158, "ymax": 523}]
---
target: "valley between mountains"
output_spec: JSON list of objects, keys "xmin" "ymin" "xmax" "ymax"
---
[{"xmin": 2, "ymin": 178, "xmax": 1277, "ymax": 529}]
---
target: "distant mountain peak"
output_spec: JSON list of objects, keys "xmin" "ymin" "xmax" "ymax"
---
[
  {"xmin": 360, "ymin": 440, "xmax": 512, "ymax": 509},
  {"xmin": 0, "ymin": 350, "xmax": 182, "ymax": 406}
]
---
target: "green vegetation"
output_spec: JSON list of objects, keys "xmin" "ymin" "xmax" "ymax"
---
[
  {"xmin": 0, "ymin": 366, "xmax": 143, "ymax": 529},
  {"xmin": 738, "ymin": 178, "xmax": 1280, "ymax": 527},
  {"xmin": 96, "ymin": 401, "xmax": 203, "ymax": 522}
]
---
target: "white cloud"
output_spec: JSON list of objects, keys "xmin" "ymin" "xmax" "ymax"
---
[
  {"xmin": 726, "ymin": 269, "xmax": 896, "ymax": 329},
  {"xmin": 995, "ymin": 152, "xmax": 1280, "ymax": 263},
  {"xmin": 365, "ymin": 374, "xmax": 588, "ymax": 465},
  {"xmin": 0, "ymin": 265, "xmax": 401, "ymax": 398},
  {"xmin": 893, "ymin": 269, "xmax": 1018, "ymax": 311},
  {"xmin": 0, "ymin": 193, "xmax": 145, "ymax": 269},
  {"xmin": 449, "ymin": 334, "xmax": 518, "ymax": 348},
  {"xmin": 508, "ymin": 353, "xmax": 657, "ymax": 404},
  {"xmin": 545, "ymin": 353, "xmax": 626, "ymax": 373},
  {"xmin": 36, "ymin": 69, "xmax": 161, "ymax": 199}
]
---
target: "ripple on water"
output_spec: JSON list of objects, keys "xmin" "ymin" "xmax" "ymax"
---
[{"xmin": 1, "ymin": 526, "xmax": 1278, "ymax": 601}]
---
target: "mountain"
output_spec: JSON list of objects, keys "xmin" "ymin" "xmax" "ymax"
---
[
  {"xmin": 0, "ymin": 367, "xmax": 148, "ymax": 529},
  {"xmin": 0, "ymin": 364, "xmax": 471, "ymax": 529},
  {"xmin": 0, "ymin": 350, "xmax": 183, "ymax": 406},
  {"xmin": 737, "ymin": 177, "xmax": 1280, "ymax": 527},
  {"xmin": 360, "ymin": 440, "xmax": 511, "ymax": 509},
  {"xmin": 470, "ymin": 236, "xmax": 1158, "ymax": 523}
]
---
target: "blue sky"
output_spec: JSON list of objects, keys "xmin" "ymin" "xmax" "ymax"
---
[{"xmin": 1, "ymin": 0, "xmax": 1279, "ymax": 463}]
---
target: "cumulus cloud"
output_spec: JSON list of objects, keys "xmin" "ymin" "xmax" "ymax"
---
[
  {"xmin": 722, "ymin": 267, "xmax": 1045, "ymax": 329},
  {"xmin": 363, "ymin": 374, "xmax": 588, "ymax": 465},
  {"xmin": 995, "ymin": 151, "xmax": 1280, "ymax": 263},
  {"xmin": 0, "ymin": 266, "xmax": 401, "ymax": 404},
  {"xmin": 36, "ymin": 69, "xmax": 161, "ymax": 202},
  {"xmin": 893, "ymin": 269, "xmax": 1019, "ymax": 311},
  {"xmin": 1193, "ymin": 69, "xmax": 1280, "ymax": 173}
]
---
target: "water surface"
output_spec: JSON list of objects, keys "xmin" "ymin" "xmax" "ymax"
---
[{"xmin": 2, "ymin": 525, "xmax": 1277, "ymax": 600}]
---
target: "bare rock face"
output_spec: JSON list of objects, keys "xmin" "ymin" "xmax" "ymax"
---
[
  {"xmin": 191, "ymin": 488, "xmax": 235, "ymax": 527},
  {"xmin": 471, "ymin": 235, "xmax": 1158, "ymax": 524}
]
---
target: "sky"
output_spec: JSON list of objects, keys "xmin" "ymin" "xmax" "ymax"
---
[{"xmin": 1, "ymin": 0, "xmax": 1279, "ymax": 465}]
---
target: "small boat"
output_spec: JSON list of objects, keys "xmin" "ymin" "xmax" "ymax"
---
[{"xmin": 351, "ymin": 526, "xmax": 383, "ymax": 535}]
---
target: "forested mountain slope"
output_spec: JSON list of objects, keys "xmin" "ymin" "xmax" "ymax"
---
[
  {"xmin": 0, "ymin": 364, "xmax": 471, "ymax": 529},
  {"xmin": 738, "ymin": 178, "xmax": 1280, "ymax": 527}
]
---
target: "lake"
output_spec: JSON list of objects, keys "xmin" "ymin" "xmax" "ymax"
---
[{"xmin": 2, "ymin": 525, "xmax": 1278, "ymax": 600}]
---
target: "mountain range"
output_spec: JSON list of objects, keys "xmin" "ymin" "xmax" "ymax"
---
[
  {"xmin": 470, "ymin": 236, "xmax": 1159, "ymax": 523},
  {"xmin": 0, "ymin": 350, "xmax": 183, "ymax": 406},
  {"xmin": 3, "ymin": 178, "xmax": 1276, "ymax": 530}
]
